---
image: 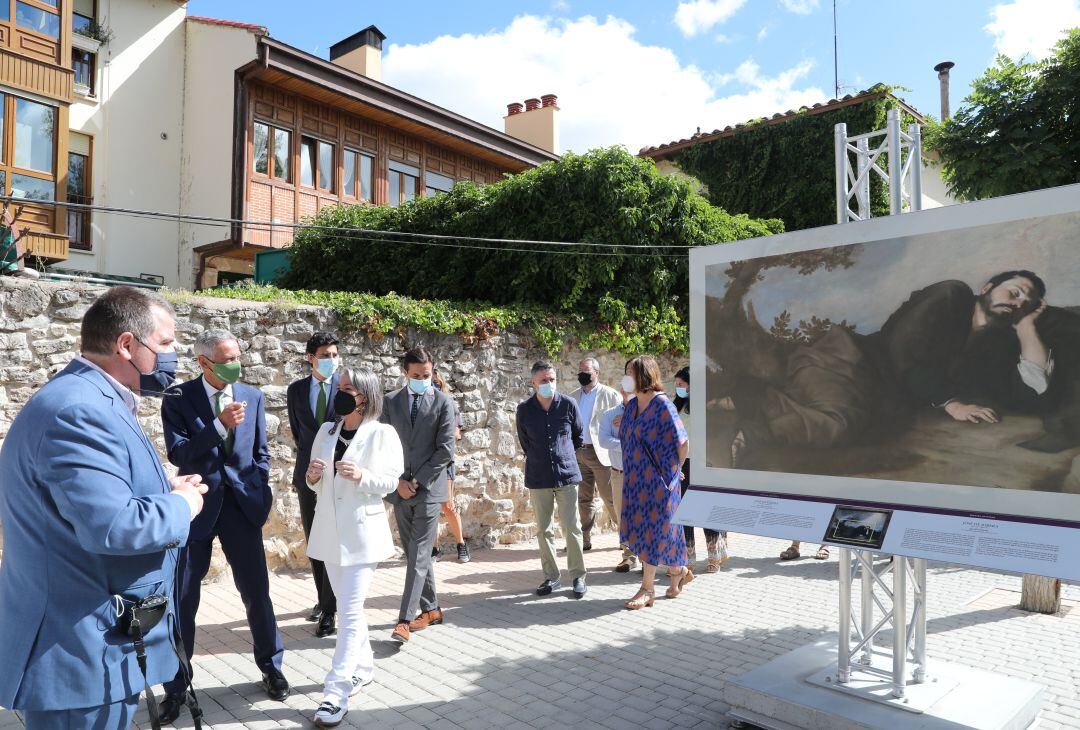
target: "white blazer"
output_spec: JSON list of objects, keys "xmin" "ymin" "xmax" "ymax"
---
[
  {"xmin": 305, "ymin": 419, "xmax": 405, "ymax": 567},
  {"xmin": 570, "ymin": 382, "xmax": 622, "ymax": 467}
]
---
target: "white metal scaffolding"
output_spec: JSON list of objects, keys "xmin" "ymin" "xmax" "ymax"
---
[{"xmin": 834, "ymin": 107, "xmax": 923, "ymax": 222}]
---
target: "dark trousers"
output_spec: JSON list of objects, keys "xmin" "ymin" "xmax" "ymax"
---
[
  {"xmin": 296, "ymin": 483, "xmax": 337, "ymax": 614},
  {"xmin": 680, "ymin": 459, "xmax": 723, "ymax": 548},
  {"xmin": 394, "ymin": 498, "xmax": 441, "ymax": 621},
  {"xmin": 165, "ymin": 489, "xmax": 284, "ymax": 694}
]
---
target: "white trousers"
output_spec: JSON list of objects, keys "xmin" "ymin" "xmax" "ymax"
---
[{"xmin": 323, "ymin": 561, "xmax": 378, "ymax": 707}]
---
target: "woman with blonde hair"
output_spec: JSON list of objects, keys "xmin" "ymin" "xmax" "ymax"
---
[
  {"xmin": 619, "ymin": 356, "xmax": 693, "ymax": 609},
  {"xmin": 305, "ymin": 367, "xmax": 404, "ymax": 727}
]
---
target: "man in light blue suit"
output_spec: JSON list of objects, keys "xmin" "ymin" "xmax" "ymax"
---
[{"xmin": 0, "ymin": 286, "xmax": 206, "ymax": 729}]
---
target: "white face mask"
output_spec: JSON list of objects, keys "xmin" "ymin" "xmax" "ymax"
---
[{"xmin": 620, "ymin": 375, "xmax": 635, "ymax": 394}]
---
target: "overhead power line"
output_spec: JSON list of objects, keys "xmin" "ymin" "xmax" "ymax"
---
[{"xmin": 1, "ymin": 196, "xmax": 696, "ymax": 256}]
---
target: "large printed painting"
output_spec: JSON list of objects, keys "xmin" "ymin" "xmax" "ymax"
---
[{"xmin": 690, "ymin": 185, "xmax": 1080, "ymax": 525}]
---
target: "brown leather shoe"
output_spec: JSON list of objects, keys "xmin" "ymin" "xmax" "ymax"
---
[
  {"xmin": 391, "ymin": 621, "xmax": 410, "ymax": 643},
  {"xmin": 408, "ymin": 608, "xmax": 443, "ymax": 631}
]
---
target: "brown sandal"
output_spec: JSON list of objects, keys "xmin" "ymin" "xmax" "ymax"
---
[
  {"xmin": 665, "ymin": 566, "xmax": 695, "ymax": 599},
  {"xmin": 624, "ymin": 589, "xmax": 655, "ymax": 610},
  {"xmin": 779, "ymin": 546, "xmax": 801, "ymax": 560}
]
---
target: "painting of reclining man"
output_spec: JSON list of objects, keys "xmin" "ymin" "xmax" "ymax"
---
[{"xmin": 704, "ymin": 210, "xmax": 1080, "ymax": 495}]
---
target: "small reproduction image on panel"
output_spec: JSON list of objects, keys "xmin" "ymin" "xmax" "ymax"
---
[{"xmin": 822, "ymin": 505, "xmax": 893, "ymax": 550}]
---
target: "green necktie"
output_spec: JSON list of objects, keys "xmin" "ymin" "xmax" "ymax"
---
[
  {"xmin": 215, "ymin": 390, "xmax": 234, "ymax": 455},
  {"xmin": 315, "ymin": 382, "xmax": 327, "ymax": 424}
]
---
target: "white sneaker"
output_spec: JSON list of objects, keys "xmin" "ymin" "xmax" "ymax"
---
[
  {"xmin": 314, "ymin": 701, "xmax": 347, "ymax": 727},
  {"xmin": 350, "ymin": 674, "xmax": 373, "ymax": 697}
]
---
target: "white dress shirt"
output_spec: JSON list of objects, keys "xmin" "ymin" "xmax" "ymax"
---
[{"xmin": 75, "ymin": 356, "xmax": 139, "ymax": 417}]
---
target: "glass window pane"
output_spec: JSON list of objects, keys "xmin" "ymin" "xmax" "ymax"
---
[
  {"xmin": 300, "ymin": 138, "xmax": 315, "ymax": 187},
  {"xmin": 16, "ymin": 3, "xmax": 59, "ymax": 38},
  {"xmin": 425, "ymin": 171, "xmax": 453, "ymax": 196},
  {"xmin": 343, "ymin": 152, "xmax": 356, "ymax": 198},
  {"xmin": 273, "ymin": 128, "xmax": 290, "ymax": 181},
  {"xmin": 389, "ymin": 160, "xmax": 421, "ymax": 176},
  {"xmin": 402, "ymin": 173, "xmax": 418, "ymax": 203},
  {"xmin": 388, "ymin": 170, "xmax": 400, "ymax": 207},
  {"xmin": 360, "ymin": 154, "xmax": 373, "ymax": 202},
  {"xmin": 10, "ymin": 174, "xmax": 55, "ymax": 201},
  {"xmin": 15, "ymin": 98, "xmax": 55, "ymax": 174},
  {"xmin": 318, "ymin": 141, "xmax": 334, "ymax": 192},
  {"xmin": 72, "ymin": 49, "xmax": 94, "ymax": 93},
  {"xmin": 68, "ymin": 152, "xmax": 87, "ymax": 197},
  {"xmin": 0, "ymin": 4, "xmax": 8, "ymax": 21},
  {"xmin": 73, "ymin": 12, "xmax": 92, "ymax": 33},
  {"xmin": 253, "ymin": 123, "xmax": 269, "ymax": 175}
]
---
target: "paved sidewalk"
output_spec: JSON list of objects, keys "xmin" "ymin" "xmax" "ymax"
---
[{"xmin": 2, "ymin": 532, "xmax": 1078, "ymax": 729}]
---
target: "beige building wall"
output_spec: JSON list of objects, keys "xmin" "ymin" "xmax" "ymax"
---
[
  {"xmin": 178, "ymin": 22, "xmax": 261, "ymax": 288},
  {"xmin": 503, "ymin": 106, "xmax": 559, "ymax": 154}
]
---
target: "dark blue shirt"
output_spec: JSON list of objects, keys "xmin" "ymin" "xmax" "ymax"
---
[{"xmin": 516, "ymin": 392, "xmax": 584, "ymax": 488}]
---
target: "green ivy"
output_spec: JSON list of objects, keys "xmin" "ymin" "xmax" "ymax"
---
[
  {"xmin": 188, "ymin": 282, "xmax": 688, "ymax": 356},
  {"xmin": 674, "ymin": 86, "xmax": 918, "ymax": 231},
  {"xmin": 280, "ymin": 147, "xmax": 781, "ymax": 318}
]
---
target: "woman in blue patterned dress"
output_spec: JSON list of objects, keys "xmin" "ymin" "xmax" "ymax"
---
[{"xmin": 618, "ymin": 356, "xmax": 693, "ymax": 609}]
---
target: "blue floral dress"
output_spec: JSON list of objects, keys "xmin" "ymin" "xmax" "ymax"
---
[{"xmin": 619, "ymin": 394, "xmax": 688, "ymax": 567}]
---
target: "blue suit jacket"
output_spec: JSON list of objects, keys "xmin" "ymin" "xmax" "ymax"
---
[
  {"xmin": 0, "ymin": 360, "xmax": 190, "ymax": 711},
  {"xmin": 161, "ymin": 377, "xmax": 271, "ymax": 541}
]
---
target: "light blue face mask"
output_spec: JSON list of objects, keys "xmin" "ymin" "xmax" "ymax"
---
[
  {"xmin": 675, "ymin": 386, "xmax": 689, "ymax": 399},
  {"xmin": 315, "ymin": 356, "xmax": 339, "ymax": 379},
  {"xmin": 537, "ymin": 382, "xmax": 556, "ymax": 398},
  {"xmin": 409, "ymin": 377, "xmax": 432, "ymax": 395}
]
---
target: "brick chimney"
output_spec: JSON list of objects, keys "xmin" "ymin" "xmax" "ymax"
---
[
  {"xmin": 504, "ymin": 93, "xmax": 559, "ymax": 154},
  {"xmin": 330, "ymin": 25, "xmax": 386, "ymax": 81}
]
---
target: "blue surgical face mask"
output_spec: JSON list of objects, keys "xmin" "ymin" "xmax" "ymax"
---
[
  {"xmin": 537, "ymin": 382, "xmax": 556, "ymax": 398},
  {"xmin": 675, "ymin": 386, "xmax": 689, "ymax": 399},
  {"xmin": 315, "ymin": 356, "xmax": 338, "ymax": 379},
  {"xmin": 409, "ymin": 377, "xmax": 432, "ymax": 395},
  {"xmin": 133, "ymin": 338, "xmax": 178, "ymax": 397}
]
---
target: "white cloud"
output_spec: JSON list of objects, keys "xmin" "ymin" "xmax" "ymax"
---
[
  {"xmin": 381, "ymin": 15, "xmax": 825, "ymax": 153},
  {"xmin": 551, "ymin": 0, "xmax": 570, "ymax": 11},
  {"xmin": 985, "ymin": 0, "xmax": 1080, "ymax": 60},
  {"xmin": 780, "ymin": 0, "xmax": 820, "ymax": 14},
  {"xmin": 673, "ymin": 0, "xmax": 748, "ymax": 37},
  {"xmin": 757, "ymin": 26, "xmax": 769, "ymax": 41},
  {"xmin": 714, "ymin": 32, "xmax": 733, "ymax": 44}
]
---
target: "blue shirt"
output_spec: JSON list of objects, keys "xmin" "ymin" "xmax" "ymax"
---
[
  {"xmin": 598, "ymin": 402, "xmax": 624, "ymax": 470},
  {"xmin": 577, "ymin": 387, "xmax": 597, "ymax": 444},
  {"xmin": 516, "ymin": 392, "xmax": 584, "ymax": 488}
]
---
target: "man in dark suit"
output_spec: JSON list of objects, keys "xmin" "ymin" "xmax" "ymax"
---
[
  {"xmin": 380, "ymin": 347, "xmax": 456, "ymax": 644},
  {"xmin": 159, "ymin": 329, "xmax": 288, "ymax": 722},
  {"xmin": 286, "ymin": 331, "xmax": 341, "ymax": 638}
]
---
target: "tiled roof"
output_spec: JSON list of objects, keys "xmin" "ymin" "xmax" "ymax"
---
[
  {"xmin": 187, "ymin": 16, "xmax": 268, "ymax": 34},
  {"xmin": 639, "ymin": 84, "xmax": 924, "ymax": 159}
]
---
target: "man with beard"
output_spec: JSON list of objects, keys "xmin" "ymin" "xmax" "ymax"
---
[{"xmin": 725, "ymin": 270, "xmax": 1057, "ymax": 465}]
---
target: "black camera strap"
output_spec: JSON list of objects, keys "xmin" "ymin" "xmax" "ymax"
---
[{"xmin": 129, "ymin": 619, "xmax": 162, "ymax": 730}]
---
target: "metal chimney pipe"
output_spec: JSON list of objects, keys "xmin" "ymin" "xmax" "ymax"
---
[{"xmin": 934, "ymin": 61, "xmax": 955, "ymax": 120}]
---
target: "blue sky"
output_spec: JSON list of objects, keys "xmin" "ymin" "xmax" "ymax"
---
[{"xmin": 187, "ymin": 0, "xmax": 1080, "ymax": 153}]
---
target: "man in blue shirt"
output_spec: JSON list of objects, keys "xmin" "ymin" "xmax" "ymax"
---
[{"xmin": 515, "ymin": 361, "xmax": 587, "ymax": 598}]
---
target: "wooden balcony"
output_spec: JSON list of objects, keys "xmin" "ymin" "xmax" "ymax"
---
[
  {"xmin": 24, "ymin": 229, "xmax": 68, "ymax": 263},
  {"xmin": 0, "ymin": 44, "xmax": 74, "ymax": 103}
]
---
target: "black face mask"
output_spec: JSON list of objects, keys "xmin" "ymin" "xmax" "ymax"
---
[
  {"xmin": 333, "ymin": 390, "xmax": 360, "ymax": 416},
  {"xmin": 131, "ymin": 338, "xmax": 179, "ymax": 397},
  {"xmin": 577, "ymin": 372, "xmax": 593, "ymax": 387}
]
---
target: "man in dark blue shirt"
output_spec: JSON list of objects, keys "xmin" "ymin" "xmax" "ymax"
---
[{"xmin": 516, "ymin": 361, "xmax": 587, "ymax": 598}]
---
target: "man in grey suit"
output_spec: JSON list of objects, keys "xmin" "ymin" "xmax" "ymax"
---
[{"xmin": 380, "ymin": 346, "xmax": 456, "ymax": 643}]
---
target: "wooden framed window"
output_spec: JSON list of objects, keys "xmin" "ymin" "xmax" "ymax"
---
[
  {"xmin": 14, "ymin": 0, "xmax": 59, "ymax": 38},
  {"xmin": 300, "ymin": 135, "xmax": 334, "ymax": 192},
  {"xmin": 388, "ymin": 160, "xmax": 419, "ymax": 207},
  {"xmin": 425, "ymin": 170, "xmax": 454, "ymax": 198},
  {"xmin": 0, "ymin": 93, "xmax": 57, "ymax": 202},
  {"xmin": 252, "ymin": 120, "xmax": 291, "ymax": 182},
  {"xmin": 342, "ymin": 149, "xmax": 373, "ymax": 202},
  {"xmin": 72, "ymin": 48, "xmax": 96, "ymax": 96},
  {"xmin": 67, "ymin": 132, "xmax": 91, "ymax": 250},
  {"xmin": 72, "ymin": 0, "xmax": 93, "ymax": 34}
]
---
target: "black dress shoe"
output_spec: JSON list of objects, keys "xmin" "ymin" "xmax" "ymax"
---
[
  {"xmin": 157, "ymin": 691, "xmax": 187, "ymax": 725},
  {"xmin": 582, "ymin": 541, "xmax": 593, "ymax": 551},
  {"xmin": 536, "ymin": 578, "xmax": 562, "ymax": 596},
  {"xmin": 316, "ymin": 611, "xmax": 337, "ymax": 638},
  {"xmin": 262, "ymin": 668, "xmax": 291, "ymax": 701},
  {"xmin": 307, "ymin": 604, "xmax": 323, "ymax": 622}
]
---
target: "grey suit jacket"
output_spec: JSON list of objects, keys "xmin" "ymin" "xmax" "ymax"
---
[{"xmin": 380, "ymin": 385, "xmax": 456, "ymax": 504}]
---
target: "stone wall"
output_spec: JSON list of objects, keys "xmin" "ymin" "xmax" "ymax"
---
[{"xmin": 0, "ymin": 278, "xmax": 683, "ymax": 574}]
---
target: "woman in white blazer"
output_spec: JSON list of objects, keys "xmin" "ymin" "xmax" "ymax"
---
[{"xmin": 306, "ymin": 366, "xmax": 404, "ymax": 727}]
